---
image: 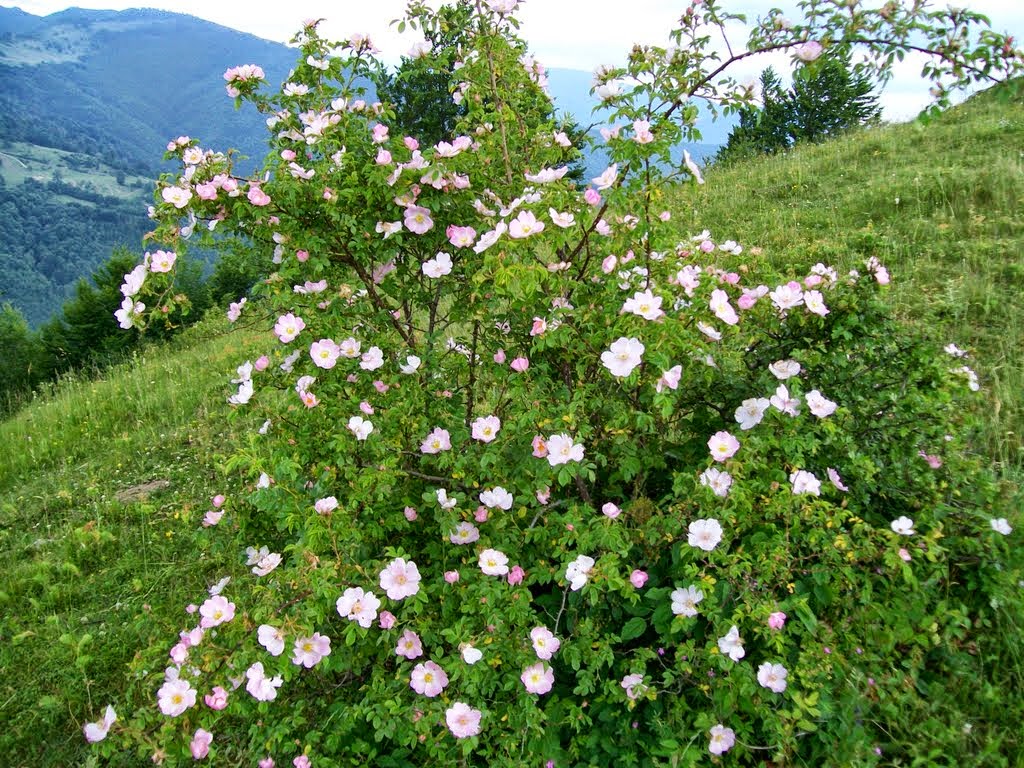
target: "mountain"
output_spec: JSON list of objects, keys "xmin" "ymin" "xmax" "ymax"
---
[
  {"xmin": 0, "ymin": 6, "xmax": 302, "ymax": 173},
  {"xmin": 0, "ymin": 6, "xmax": 305, "ymax": 325},
  {"xmin": 0, "ymin": 6, "xmax": 729, "ymax": 327}
]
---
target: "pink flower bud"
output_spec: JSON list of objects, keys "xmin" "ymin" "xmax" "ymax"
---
[
  {"xmin": 281, "ymin": 149, "xmax": 296, "ymax": 161},
  {"xmin": 584, "ymin": 188, "xmax": 601, "ymax": 206},
  {"xmin": 602, "ymin": 502, "xmax": 621, "ymax": 519},
  {"xmin": 295, "ymin": 249, "xmax": 309, "ymax": 263},
  {"xmin": 378, "ymin": 611, "xmax": 396, "ymax": 629},
  {"xmin": 629, "ymin": 570, "xmax": 648, "ymax": 588},
  {"xmin": 254, "ymin": 356, "xmax": 270, "ymax": 371},
  {"xmin": 493, "ymin": 348, "xmax": 507, "ymax": 364},
  {"xmin": 510, "ymin": 357, "xmax": 529, "ymax": 372},
  {"xmin": 404, "ymin": 136, "xmax": 419, "ymax": 150},
  {"xmin": 659, "ymin": 210, "xmax": 671, "ymax": 222},
  {"xmin": 474, "ymin": 506, "xmax": 489, "ymax": 523},
  {"xmin": 768, "ymin": 611, "xmax": 787, "ymax": 630},
  {"xmin": 374, "ymin": 380, "xmax": 390, "ymax": 393},
  {"xmin": 601, "ymin": 254, "xmax": 617, "ymax": 274},
  {"xmin": 508, "ymin": 565, "xmax": 525, "ymax": 585},
  {"xmin": 699, "ymin": 239, "xmax": 715, "ymax": 253},
  {"xmin": 212, "ymin": 494, "xmax": 225, "ymax": 508},
  {"xmin": 444, "ymin": 570, "xmax": 460, "ymax": 584},
  {"xmin": 532, "ymin": 434, "xmax": 548, "ymax": 458},
  {"xmin": 899, "ymin": 548, "xmax": 912, "ymax": 562},
  {"xmin": 359, "ymin": 401, "xmax": 374, "ymax": 415},
  {"xmin": 404, "ymin": 506, "xmax": 418, "ymax": 521},
  {"xmin": 536, "ymin": 487, "xmax": 551, "ymax": 504}
]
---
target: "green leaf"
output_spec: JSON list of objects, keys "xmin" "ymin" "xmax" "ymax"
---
[{"xmin": 620, "ymin": 617, "xmax": 647, "ymax": 642}]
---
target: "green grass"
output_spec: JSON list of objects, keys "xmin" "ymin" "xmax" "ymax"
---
[
  {"xmin": 680, "ymin": 81, "xmax": 1024, "ymax": 471},
  {"xmin": 1, "ymin": 83, "xmax": 1023, "ymax": 766},
  {"xmin": 0, "ymin": 321, "xmax": 260, "ymax": 765}
]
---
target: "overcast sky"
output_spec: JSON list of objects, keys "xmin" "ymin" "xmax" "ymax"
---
[{"xmin": 3, "ymin": 0, "xmax": 1022, "ymax": 120}]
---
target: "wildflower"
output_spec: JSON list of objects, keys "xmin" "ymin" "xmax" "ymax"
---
[
  {"xmin": 521, "ymin": 662, "xmax": 555, "ymax": 694},
  {"xmin": 410, "ymin": 660, "xmax": 449, "ymax": 697},
  {"xmin": 620, "ymin": 673, "xmax": 646, "ymax": 699},
  {"xmin": 379, "ymin": 558, "xmax": 422, "ymax": 600},
  {"xmin": 396, "ymin": 630, "xmax": 424, "ymax": 660},
  {"xmin": 258, "ymin": 625, "xmax": 285, "ymax": 656},
  {"xmin": 890, "ymin": 516, "xmax": 916, "ymax": 535},
  {"xmin": 157, "ymin": 678, "xmax": 197, "ymax": 716},
  {"xmin": 546, "ymin": 433, "xmax": 584, "ymax": 465},
  {"xmin": 707, "ymin": 431, "xmax": 740, "ymax": 462},
  {"xmin": 699, "ymin": 467, "xmax": 733, "ymax": 497},
  {"xmin": 245, "ymin": 662, "xmax": 283, "ymax": 701},
  {"xmin": 671, "ymin": 585, "xmax": 704, "ymax": 617},
  {"xmin": 565, "ymin": 554, "xmax": 595, "ymax": 590},
  {"xmin": 601, "ymin": 337, "xmax": 645, "ymax": 377},
  {"xmin": 336, "ymin": 587, "xmax": 381, "ymax": 628},
  {"xmin": 478, "ymin": 548, "xmax": 509, "ymax": 576},
  {"xmin": 708, "ymin": 724, "xmax": 736, "ymax": 755},
  {"xmin": 531, "ymin": 627, "xmax": 561, "ymax": 660},
  {"xmin": 83, "ymin": 705, "xmax": 117, "ymax": 743},
  {"xmin": 717, "ymin": 625, "xmax": 745, "ymax": 661},
  {"xmin": 688, "ymin": 518, "xmax": 723, "ymax": 551},
  {"xmin": 471, "ymin": 415, "xmax": 501, "ymax": 442},
  {"xmin": 757, "ymin": 662, "xmax": 788, "ymax": 693},
  {"xmin": 445, "ymin": 702, "xmax": 482, "ymax": 738}
]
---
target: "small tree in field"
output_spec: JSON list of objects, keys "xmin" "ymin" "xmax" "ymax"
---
[{"xmin": 87, "ymin": 1, "xmax": 1022, "ymax": 766}]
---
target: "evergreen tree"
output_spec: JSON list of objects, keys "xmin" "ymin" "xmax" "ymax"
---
[
  {"xmin": 717, "ymin": 55, "xmax": 880, "ymax": 163},
  {"xmin": 789, "ymin": 55, "xmax": 881, "ymax": 143},
  {"xmin": 0, "ymin": 302, "xmax": 40, "ymax": 409}
]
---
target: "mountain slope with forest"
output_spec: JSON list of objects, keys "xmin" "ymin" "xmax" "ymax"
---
[{"xmin": 0, "ymin": 5, "xmax": 723, "ymax": 327}]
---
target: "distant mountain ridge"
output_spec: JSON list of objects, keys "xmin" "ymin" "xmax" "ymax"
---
[
  {"xmin": 0, "ymin": 5, "xmax": 727, "ymax": 326},
  {"xmin": 0, "ymin": 6, "xmax": 301, "ymax": 172}
]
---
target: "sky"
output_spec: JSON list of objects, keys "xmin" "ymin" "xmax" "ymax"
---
[{"xmin": 3, "ymin": 0, "xmax": 1022, "ymax": 120}]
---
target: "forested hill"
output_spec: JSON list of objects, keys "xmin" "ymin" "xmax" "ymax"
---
[
  {"xmin": 0, "ymin": 6, "xmax": 300, "ymax": 174},
  {"xmin": 0, "ymin": 6, "xmax": 722, "ymax": 327}
]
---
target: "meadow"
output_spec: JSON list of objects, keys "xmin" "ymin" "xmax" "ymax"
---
[{"xmin": 0, "ymin": 81, "xmax": 1021, "ymax": 765}]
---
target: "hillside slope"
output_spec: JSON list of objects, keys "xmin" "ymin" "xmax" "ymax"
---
[
  {"xmin": 679, "ymin": 80, "xmax": 1024, "ymax": 469},
  {"xmin": 0, "ymin": 81, "xmax": 1022, "ymax": 766}
]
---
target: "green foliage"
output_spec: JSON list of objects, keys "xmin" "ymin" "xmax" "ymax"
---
[
  {"xmin": 0, "ymin": 302, "xmax": 40, "ymax": 409},
  {"xmin": 687, "ymin": 78, "xmax": 1024, "ymax": 470},
  {"xmin": 718, "ymin": 56, "xmax": 881, "ymax": 163},
  {"xmin": 371, "ymin": 2, "xmax": 472, "ymax": 147},
  {"xmin": 4, "ymin": 2, "xmax": 1021, "ymax": 767}
]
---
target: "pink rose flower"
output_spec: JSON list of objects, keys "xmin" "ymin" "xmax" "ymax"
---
[
  {"xmin": 510, "ymin": 357, "xmax": 530, "ymax": 372},
  {"xmin": 768, "ymin": 611, "xmax": 787, "ymax": 630}
]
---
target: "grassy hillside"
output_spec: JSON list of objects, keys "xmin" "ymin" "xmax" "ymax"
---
[
  {"xmin": 0, "ymin": 320, "xmax": 261, "ymax": 764},
  {"xmin": 0, "ymin": 84, "xmax": 1022, "ymax": 765},
  {"xmin": 680, "ymin": 80, "xmax": 1024, "ymax": 471}
]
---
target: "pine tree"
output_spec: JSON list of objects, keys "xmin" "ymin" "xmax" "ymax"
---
[{"xmin": 717, "ymin": 55, "xmax": 880, "ymax": 163}]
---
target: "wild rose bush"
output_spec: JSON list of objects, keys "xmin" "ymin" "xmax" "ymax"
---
[{"xmin": 92, "ymin": 1, "xmax": 1022, "ymax": 765}]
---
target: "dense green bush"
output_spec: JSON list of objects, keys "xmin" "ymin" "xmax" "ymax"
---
[{"xmin": 87, "ymin": 1, "xmax": 1022, "ymax": 766}]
